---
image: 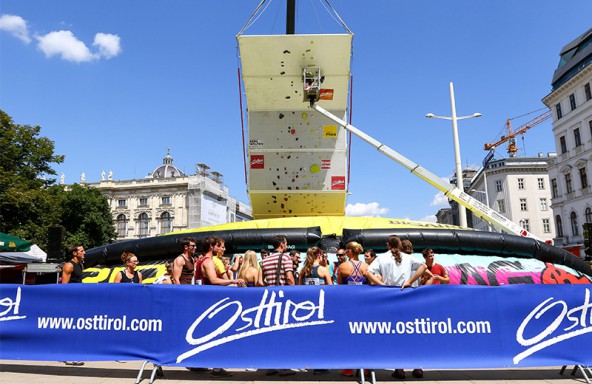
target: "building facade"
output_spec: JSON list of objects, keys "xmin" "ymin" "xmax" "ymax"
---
[
  {"xmin": 542, "ymin": 28, "xmax": 592, "ymax": 257},
  {"xmin": 468, "ymin": 156, "xmax": 556, "ymax": 242},
  {"xmin": 85, "ymin": 151, "xmax": 253, "ymax": 241}
]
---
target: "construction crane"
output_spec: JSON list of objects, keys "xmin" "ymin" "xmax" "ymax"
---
[{"xmin": 483, "ymin": 110, "xmax": 552, "ymax": 157}]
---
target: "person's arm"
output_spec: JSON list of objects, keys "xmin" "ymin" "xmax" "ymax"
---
[
  {"xmin": 337, "ymin": 264, "xmax": 344, "ymax": 285},
  {"xmin": 285, "ymin": 270, "xmax": 295, "ymax": 285},
  {"xmin": 204, "ymin": 258, "xmax": 243, "ymax": 286},
  {"xmin": 138, "ymin": 271, "xmax": 143, "ymax": 284},
  {"xmin": 434, "ymin": 268, "xmax": 450, "ymax": 284},
  {"xmin": 231, "ymin": 256, "xmax": 242, "ymax": 273},
  {"xmin": 113, "ymin": 270, "xmax": 123, "ymax": 283},
  {"xmin": 365, "ymin": 270, "xmax": 385, "ymax": 286},
  {"xmin": 256, "ymin": 267, "xmax": 264, "ymax": 287},
  {"xmin": 171, "ymin": 256, "xmax": 184, "ymax": 284},
  {"xmin": 61, "ymin": 262, "xmax": 73, "ymax": 284},
  {"xmin": 403, "ymin": 264, "xmax": 433, "ymax": 289},
  {"xmin": 319, "ymin": 266, "xmax": 332, "ymax": 285},
  {"xmin": 298, "ymin": 270, "xmax": 303, "ymax": 285}
]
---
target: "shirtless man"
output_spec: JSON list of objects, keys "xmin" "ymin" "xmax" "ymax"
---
[
  {"xmin": 197, "ymin": 237, "xmax": 243, "ymax": 286},
  {"xmin": 172, "ymin": 237, "xmax": 196, "ymax": 285}
]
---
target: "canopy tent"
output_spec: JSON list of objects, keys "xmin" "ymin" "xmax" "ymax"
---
[
  {"xmin": 0, "ymin": 232, "xmax": 32, "ymax": 252},
  {"xmin": 0, "ymin": 233, "xmax": 46, "ymax": 264}
]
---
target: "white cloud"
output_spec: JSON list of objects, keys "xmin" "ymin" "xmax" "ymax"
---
[
  {"xmin": 346, "ymin": 202, "xmax": 389, "ymax": 217},
  {"xmin": 0, "ymin": 14, "xmax": 31, "ymax": 43},
  {"xmin": 36, "ymin": 30, "xmax": 97, "ymax": 62},
  {"xmin": 93, "ymin": 33, "xmax": 121, "ymax": 59},
  {"xmin": 430, "ymin": 191, "xmax": 449, "ymax": 207}
]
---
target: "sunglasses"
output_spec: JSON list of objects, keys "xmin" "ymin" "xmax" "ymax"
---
[{"xmin": 336, "ymin": 253, "xmax": 345, "ymax": 256}]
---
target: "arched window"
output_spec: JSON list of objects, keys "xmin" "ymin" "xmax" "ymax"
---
[
  {"xmin": 138, "ymin": 213, "xmax": 149, "ymax": 238},
  {"xmin": 556, "ymin": 215, "xmax": 564, "ymax": 237},
  {"xmin": 570, "ymin": 211, "xmax": 579, "ymax": 236},
  {"xmin": 160, "ymin": 212, "xmax": 172, "ymax": 234},
  {"xmin": 116, "ymin": 214, "xmax": 127, "ymax": 238},
  {"xmin": 586, "ymin": 207, "xmax": 592, "ymax": 224}
]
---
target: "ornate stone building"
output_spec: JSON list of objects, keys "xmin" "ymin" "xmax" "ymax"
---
[
  {"xmin": 85, "ymin": 151, "xmax": 252, "ymax": 241},
  {"xmin": 542, "ymin": 27, "xmax": 592, "ymax": 257}
]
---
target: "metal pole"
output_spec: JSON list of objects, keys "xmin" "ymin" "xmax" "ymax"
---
[
  {"xmin": 286, "ymin": 0, "xmax": 296, "ymax": 34},
  {"xmin": 449, "ymin": 82, "xmax": 467, "ymax": 227},
  {"xmin": 483, "ymin": 169, "xmax": 492, "ymax": 231}
]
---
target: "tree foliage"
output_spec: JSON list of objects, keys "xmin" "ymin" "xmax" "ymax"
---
[{"xmin": 0, "ymin": 110, "xmax": 116, "ymax": 250}]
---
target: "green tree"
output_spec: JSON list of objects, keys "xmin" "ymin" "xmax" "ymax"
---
[
  {"xmin": 57, "ymin": 184, "xmax": 116, "ymax": 248},
  {"xmin": 0, "ymin": 110, "xmax": 116, "ymax": 250},
  {"xmin": 0, "ymin": 109, "xmax": 64, "ymax": 244}
]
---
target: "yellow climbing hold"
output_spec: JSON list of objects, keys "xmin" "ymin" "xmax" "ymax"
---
[{"xmin": 309, "ymin": 164, "xmax": 321, "ymax": 173}]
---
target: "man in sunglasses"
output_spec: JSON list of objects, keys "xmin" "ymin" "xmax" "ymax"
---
[
  {"xmin": 330, "ymin": 247, "xmax": 347, "ymax": 284},
  {"xmin": 172, "ymin": 237, "xmax": 197, "ymax": 285}
]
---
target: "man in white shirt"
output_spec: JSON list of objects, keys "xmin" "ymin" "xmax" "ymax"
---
[{"xmin": 365, "ymin": 235, "xmax": 432, "ymax": 287}]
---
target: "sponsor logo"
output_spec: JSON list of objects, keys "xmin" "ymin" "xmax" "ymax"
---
[
  {"xmin": 513, "ymin": 288, "xmax": 592, "ymax": 364},
  {"xmin": 251, "ymin": 155, "xmax": 264, "ymax": 169},
  {"xmin": 321, "ymin": 160, "xmax": 331, "ymax": 170},
  {"xmin": 331, "ymin": 176, "xmax": 346, "ymax": 190},
  {"xmin": 0, "ymin": 287, "xmax": 25, "ymax": 322},
  {"xmin": 249, "ymin": 139, "xmax": 264, "ymax": 147},
  {"xmin": 319, "ymin": 89, "xmax": 334, "ymax": 100},
  {"xmin": 323, "ymin": 125, "xmax": 337, "ymax": 138},
  {"xmin": 177, "ymin": 289, "xmax": 332, "ymax": 363}
]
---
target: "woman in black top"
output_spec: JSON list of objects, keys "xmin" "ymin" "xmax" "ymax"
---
[{"xmin": 114, "ymin": 252, "xmax": 143, "ymax": 283}]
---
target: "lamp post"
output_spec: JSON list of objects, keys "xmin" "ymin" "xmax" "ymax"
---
[{"xmin": 426, "ymin": 82, "xmax": 481, "ymax": 228}]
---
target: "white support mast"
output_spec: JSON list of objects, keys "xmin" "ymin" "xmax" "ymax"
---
[{"xmin": 309, "ymin": 101, "xmax": 538, "ymax": 240}]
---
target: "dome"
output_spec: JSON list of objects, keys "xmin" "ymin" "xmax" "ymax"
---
[{"xmin": 151, "ymin": 149, "xmax": 185, "ymax": 178}]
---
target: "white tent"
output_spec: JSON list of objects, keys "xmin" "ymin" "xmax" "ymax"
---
[{"xmin": 0, "ymin": 244, "xmax": 47, "ymax": 264}]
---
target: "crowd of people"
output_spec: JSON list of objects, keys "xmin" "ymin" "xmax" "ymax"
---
[{"xmin": 60, "ymin": 234, "xmax": 449, "ymax": 379}]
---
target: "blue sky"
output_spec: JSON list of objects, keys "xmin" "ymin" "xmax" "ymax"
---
[{"xmin": 1, "ymin": 0, "xmax": 591, "ymax": 222}]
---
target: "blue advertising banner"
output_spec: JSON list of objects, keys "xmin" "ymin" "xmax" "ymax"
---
[{"xmin": 1, "ymin": 284, "xmax": 591, "ymax": 369}]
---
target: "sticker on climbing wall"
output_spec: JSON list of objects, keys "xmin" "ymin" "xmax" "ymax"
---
[
  {"xmin": 323, "ymin": 125, "xmax": 337, "ymax": 138},
  {"xmin": 331, "ymin": 176, "xmax": 346, "ymax": 190},
  {"xmin": 321, "ymin": 159, "xmax": 331, "ymax": 170},
  {"xmin": 251, "ymin": 155, "xmax": 264, "ymax": 169},
  {"xmin": 249, "ymin": 139, "xmax": 264, "ymax": 147},
  {"xmin": 319, "ymin": 89, "xmax": 334, "ymax": 100}
]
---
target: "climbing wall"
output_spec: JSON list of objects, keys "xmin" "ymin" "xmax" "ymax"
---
[{"xmin": 238, "ymin": 34, "xmax": 352, "ymax": 219}]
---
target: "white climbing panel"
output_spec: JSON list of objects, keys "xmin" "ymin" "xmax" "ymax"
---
[{"xmin": 238, "ymin": 34, "xmax": 352, "ymax": 219}]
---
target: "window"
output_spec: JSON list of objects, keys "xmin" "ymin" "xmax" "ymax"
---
[
  {"xmin": 560, "ymin": 136, "xmax": 567, "ymax": 154},
  {"xmin": 586, "ymin": 207, "xmax": 592, "ymax": 224},
  {"xmin": 570, "ymin": 93, "xmax": 577, "ymax": 111},
  {"xmin": 574, "ymin": 128, "xmax": 582, "ymax": 147},
  {"xmin": 138, "ymin": 213, "xmax": 149, "ymax": 238},
  {"xmin": 520, "ymin": 198, "xmax": 528, "ymax": 211},
  {"xmin": 537, "ymin": 178, "xmax": 545, "ymax": 189},
  {"xmin": 580, "ymin": 167, "xmax": 589, "ymax": 189},
  {"xmin": 542, "ymin": 218, "xmax": 551, "ymax": 233},
  {"xmin": 571, "ymin": 211, "xmax": 579, "ymax": 236},
  {"xmin": 565, "ymin": 173, "xmax": 573, "ymax": 194},
  {"xmin": 556, "ymin": 215, "xmax": 564, "ymax": 237},
  {"xmin": 540, "ymin": 198, "xmax": 548, "ymax": 211},
  {"xmin": 551, "ymin": 178, "xmax": 558, "ymax": 198},
  {"xmin": 116, "ymin": 214, "xmax": 127, "ymax": 238},
  {"xmin": 497, "ymin": 199, "xmax": 506, "ymax": 213},
  {"xmin": 518, "ymin": 178, "xmax": 524, "ymax": 190},
  {"xmin": 556, "ymin": 103, "xmax": 563, "ymax": 119},
  {"xmin": 495, "ymin": 180, "xmax": 503, "ymax": 192},
  {"xmin": 586, "ymin": 83, "xmax": 592, "ymax": 101},
  {"xmin": 160, "ymin": 212, "xmax": 172, "ymax": 234},
  {"xmin": 139, "ymin": 197, "xmax": 148, "ymax": 206},
  {"xmin": 118, "ymin": 199, "xmax": 126, "ymax": 207},
  {"xmin": 520, "ymin": 219, "xmax": 530, "ymax": 232},
  {"xmin": 161, "ymin": 196, "xmax": 171, "ymax": 205}
]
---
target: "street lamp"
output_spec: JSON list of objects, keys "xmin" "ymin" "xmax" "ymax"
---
[{"xmin": 426, "ymin": 82, "xmax": 481, "ymax": 228}]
